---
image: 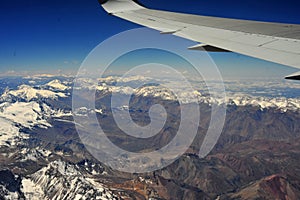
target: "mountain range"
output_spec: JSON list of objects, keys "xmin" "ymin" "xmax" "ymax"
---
[{"xmin": 0, "ymin": 75, "xmax": 299, "ymax": 199}]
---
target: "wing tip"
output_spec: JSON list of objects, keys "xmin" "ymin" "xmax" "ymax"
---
[
  {"xmin": 99, "ymin": 0, "xmax": 145, "ymax": 14},
  {"xmin": 98, "ymin": 0, "xmax": 144, "ymax": 6}
]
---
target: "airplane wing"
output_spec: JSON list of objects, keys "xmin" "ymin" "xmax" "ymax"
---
[{"xmin": 99, "ymin": 0, "xmax": 300, "ymax": 80}]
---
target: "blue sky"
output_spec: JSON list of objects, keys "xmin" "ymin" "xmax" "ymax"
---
[{"xmin": 0, "ymin": 0, "xmax": 300, "ymax": 78}]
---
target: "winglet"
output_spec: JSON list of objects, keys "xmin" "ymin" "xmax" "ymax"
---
[{"xmin": 98, "ymin": 0, "xmax": 145, "ymax": 14}]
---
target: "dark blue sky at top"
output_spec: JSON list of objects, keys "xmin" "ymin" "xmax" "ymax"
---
[{"xmin": 1, "ymin": 0, "xmax": 300, "ymax": 77}]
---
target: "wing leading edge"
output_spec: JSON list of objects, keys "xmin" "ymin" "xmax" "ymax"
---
[{"xmin": 99, "ymin": 0, "xmax": 300, "ymax": 80}]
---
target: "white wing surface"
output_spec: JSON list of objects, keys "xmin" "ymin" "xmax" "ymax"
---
[{"xmin": 99, "ymin": 0, "xmax": 300, "ymax": 80}]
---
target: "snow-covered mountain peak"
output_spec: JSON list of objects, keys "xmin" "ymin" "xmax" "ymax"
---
[
  {"xmin": 46, "ymin": 79, "xmax": 69, "ymax": 91},
  {"xmin": 226, "ymin": 95, "xmax": 300, "ymax": 112},
  {"xmin": 0, "ymin": 101, "xmax": 49, "ymax": 126},
  {"xmin": 95, "ymin": 81, "xmax": 300, "ymax": 112},
  {"xmin": 134, "ymin": 85, "xmax": 177, "ymax": 101},
  {"xmin": 22, "ymin": 160, "xmax": 118, "ymax": 200},
  {"xmin": 1, "ymin": 84, "xmax": 67, "ymax": 102},
  {"xmin": 0, "ymin": 101, "xmax": 52, "ymax": 147}
]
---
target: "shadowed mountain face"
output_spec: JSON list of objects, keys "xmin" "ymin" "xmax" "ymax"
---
[{"xmin": 0, "ymin": 76, "xmax": 299, "ymax": 199}]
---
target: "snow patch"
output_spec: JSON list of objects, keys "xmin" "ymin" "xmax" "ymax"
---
[{"xmin": 22, "ymin": 178, "xmax": 45, "ymax": 200}]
